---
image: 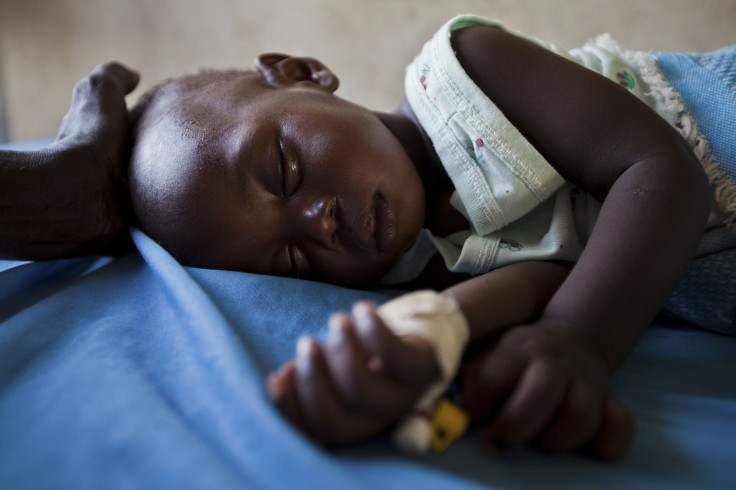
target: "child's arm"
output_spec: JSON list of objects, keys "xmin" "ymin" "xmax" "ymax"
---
[
  {"xmin": 267, "ymin": 302, "xmax": 440, "ymax": 446},
  {"xmin": 267, "ymin": 260, "xmax": 568, "ymax": 447},
  {"xmin": 439, "ymin": 261, "xmax": 634, "ymax": 460},
  {"xmin": 0, "ymin": 62, "xmax": 137, "ymax": 259},
  {"xmin": 452, "ymin": 26, "xmax": 710, "ymax": 368},
  {"xmin": 268, "ymin": 260, "xmax": 633, "ymax": 459},
  {"xmin": 441, "ymin": 26, "xmax": 709, "ymax": 453}
]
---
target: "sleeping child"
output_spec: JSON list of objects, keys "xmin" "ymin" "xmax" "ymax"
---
[{"xmin": 126, "ymin": 15, "xmax": 736, "ymax": 459}]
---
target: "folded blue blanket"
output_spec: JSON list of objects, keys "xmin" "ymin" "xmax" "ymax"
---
[{"xmin": 656, "ymin": 46, "xmax": 736, "ymax": 182}]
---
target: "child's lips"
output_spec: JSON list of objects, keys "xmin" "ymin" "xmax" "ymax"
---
[{"xmin": 354, "ymin": 192, "xmax": 397, "ymax": 253}]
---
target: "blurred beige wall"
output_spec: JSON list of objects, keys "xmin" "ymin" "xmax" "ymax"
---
[{"xmin": 1, "ymin": 0, "xmax": 734, "ymax": 141}]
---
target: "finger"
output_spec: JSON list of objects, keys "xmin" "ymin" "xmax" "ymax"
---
[
  {"xmin": 91, "ymin": 61, "xmax": 141, "ymax": 95},
  {"xmin": 266, "ymin": 360, "xmax": 309, "ymax": 433},
  {"xmin": 532, "ymin": 378, "xmax": 604, "ymax": 453},
  {"xmin": 325, "ymin": 313, "xmax": 415, "ymax": 416},
  {"xmin": 293, "ymin": 336, "xmax": 388, "ymax": 445},
  {"xmin": 460, "ymin": 341, "xmax": 527, "ymax": 421},
  {"xmin": 72, "ymin": 65, "xmax": 136, "ymax": 106},
  {"xmin": 582, "ymin": 395, "xmax": 636, "ymax": 461},
  {"xmin": 352, "ymin": 301, "xmax": 440, "ymax": 387},
  {"xmin": 293, "ymin": 336, "xmax": 345, "ymax": 444},
  {"xmin": 60, "ymin": 63, "xmax": 139, "ymax": 142},
  {"xmin": 479, "ymin": 358, "xmax": 569, "ymax": 450},
  {"xmin": 328, "ymin": 311, "xmax": 370, "ymax": 365}
]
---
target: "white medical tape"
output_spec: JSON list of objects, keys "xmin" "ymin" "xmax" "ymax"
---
[{"xmin": 375, "ymin": 290, "xmax": 470, "ymax": 453}]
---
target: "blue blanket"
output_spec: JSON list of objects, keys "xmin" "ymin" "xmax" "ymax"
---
[{"xmin": 1, "ymin": 229, "xmax": 735, "ymax": 489}]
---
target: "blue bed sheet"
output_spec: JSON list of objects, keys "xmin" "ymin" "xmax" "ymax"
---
[{"xmin": 1, "ymin": 229, "xmax": 735, "ymax": 489}]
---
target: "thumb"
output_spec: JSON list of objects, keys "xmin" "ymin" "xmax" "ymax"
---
[{"xmin": 91, "ymin": 61, "xmax": 140, "ymax": 95}]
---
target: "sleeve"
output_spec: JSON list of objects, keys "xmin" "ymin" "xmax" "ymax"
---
[{"xmin": 404, "ymin": 15, "xmax": 567, "ymax": 236}]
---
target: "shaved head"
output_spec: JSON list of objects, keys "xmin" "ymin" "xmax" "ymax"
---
[{"xmin": 128, "ymin": 69, "xmax": 262, "ymax": 259}]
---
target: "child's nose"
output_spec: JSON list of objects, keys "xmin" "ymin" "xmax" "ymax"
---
[{"xmin": 295, "ymin": 195, "xmax": 338, "ymax": 250}]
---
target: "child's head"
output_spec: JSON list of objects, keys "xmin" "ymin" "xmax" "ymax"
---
[{"xmin": 128, "ymin": 54, "xmax": 426, "ymax": 286}]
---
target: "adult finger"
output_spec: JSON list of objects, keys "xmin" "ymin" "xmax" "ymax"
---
[
  {"xmin": 71, "ymin": 63, "xmax": 138, "ymax": 108},
  {"xmin": 58, "ymin": 62, "xmax": 139, "ymax": 142},
  {"xmin": 91, "ymin": 61, "xmax": 140, "ymax": 95}
]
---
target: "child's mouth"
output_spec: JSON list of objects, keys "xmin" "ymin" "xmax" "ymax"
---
[{"xmin": 354, "ymin": 192, "xmax": 397, "ymax": 253}]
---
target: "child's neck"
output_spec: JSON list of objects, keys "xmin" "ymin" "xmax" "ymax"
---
[{"xmin": 375, "ymin": 101, "xmax": 469, "ymax": 236}]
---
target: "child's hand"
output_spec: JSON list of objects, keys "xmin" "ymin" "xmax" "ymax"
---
[
  {"xmin": 267, "ymin": 301, "xmax": 441, "ymax": 446},
  {"xmin": 460, "ymin": 320, "xmax": 635, "ymax": 460}
]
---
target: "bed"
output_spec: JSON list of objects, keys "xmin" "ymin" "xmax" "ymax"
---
[
  {"xmin": 1, "ymin": 202, "xmax": 735, "ymax": 489},
  {"xmin": 10, "ymin": 105, "xmax": 736, "ymax": 490}
]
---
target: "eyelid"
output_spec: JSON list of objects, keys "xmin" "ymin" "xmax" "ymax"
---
[
  {"xmin": 277, "ymin": 137, "xmax": 286, "ymax": 196},
  {"xmin": 286, "ymin": 245, "xmax": 309, "ymax": 277},
  {"xmin": 285, "ymin": 244, "xmax": 296, "ymax": 276},
  {"xmin": 278, "ymin": 135, "xmax": 301, "ymax": 197}
]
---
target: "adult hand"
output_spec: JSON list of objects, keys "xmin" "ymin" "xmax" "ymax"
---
[
  {"xmin": 459, "ymin": 319, "xmax": 635, "ymax": 460},
  {"xmin": 267, "ymin": 301, "xmax": 440, "ymax": 446},
  {"xmin": 0, "ymin": 62, "xmax": 139, "ymax": 259}
]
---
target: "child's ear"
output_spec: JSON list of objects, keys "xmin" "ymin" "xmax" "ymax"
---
[{"xmin": 255, "ymin": 53, "xmax": 339, "ymax": 93}]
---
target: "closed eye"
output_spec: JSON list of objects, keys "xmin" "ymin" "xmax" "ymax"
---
[
  {"xmin": 278, "ymin": 135, "xmax": 301, "ymax": 197},
  {"xmin": 286, "ymin": 244, "xmax": 309, "ymax": 278},
  {"xmin": 286, "ymin": 244, "xmax": 297, "ymax": 277},
  {"xmin": 277, "ymin": 137, "xmax": 287, "ymax": 197}
]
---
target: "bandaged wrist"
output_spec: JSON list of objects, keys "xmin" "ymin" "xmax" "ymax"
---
[{"xmin": 375, "ymin": 290, "xmax": 470, "ymax": 453}]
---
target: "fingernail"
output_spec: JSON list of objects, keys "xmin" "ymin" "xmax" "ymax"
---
[
  {"xmin": 313, "ymin": 69, "xmax": 329, "ymax": 81},
  {"xmin": 296, "ymin": 335, "xmax": 315, "ymax": 359},
  {"xmin": 352, "ymin": 302, "xmax": 373, "ymax": 331},
  {"xmin": 327, "ymin": 314, "xmax": 348, "ymax": 343}
]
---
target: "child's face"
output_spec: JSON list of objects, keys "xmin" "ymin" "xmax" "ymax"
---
[{"xmin": 134, "ymin": 70, "xmax": 425, "ymax": 286}]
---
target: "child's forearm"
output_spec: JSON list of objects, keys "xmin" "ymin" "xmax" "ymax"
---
[
  {"xmin": 451, "ymin": 26, "xmax": 711, "ymax": 373},
  {"xmin": 542, "ymin": 155, "xmax": 710, "ymax": 371},
  {"xmin": 441, "ymin": 261, "xmax": 570, "ymax": 341}
]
